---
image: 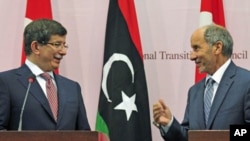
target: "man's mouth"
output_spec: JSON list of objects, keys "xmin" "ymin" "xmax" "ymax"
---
[
  {"xmin": 195, "ymin": 60, "xmax": 201, "ymax": 66},
  {"xmin": 54, "ymin": 54, "xmax": 62, "ymax": 60},
  {"xmin": 53, "ymin": 54, "xmax": 63, "ymax": 63}
]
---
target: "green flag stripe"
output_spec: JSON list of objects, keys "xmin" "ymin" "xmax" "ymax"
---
[{"xmin": 95, "ymin": 111, "xmax": 109, "ymax": 136}]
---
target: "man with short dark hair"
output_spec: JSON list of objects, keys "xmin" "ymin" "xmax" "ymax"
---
[{"xmin": 0, "ymin": 19, "xmax": 90, "ymax": 130}]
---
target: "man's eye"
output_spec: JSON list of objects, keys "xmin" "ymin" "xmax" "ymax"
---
[{"xmin": 193, "ymin": 46, "xmax": 199, "ymax": 51}]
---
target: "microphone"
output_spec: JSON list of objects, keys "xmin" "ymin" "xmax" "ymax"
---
[{"xmin": 18, "ymin": 74, "xmax": 36, "ymax": 131}]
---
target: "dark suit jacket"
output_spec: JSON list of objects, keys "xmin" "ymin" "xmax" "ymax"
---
[
  {"xmin": 161, "ymin": 61, "xmax": 250, "ymax": 141},
  {"xmin": 0, "ymin": 65, "xmax": 90, "ymax": 130}
]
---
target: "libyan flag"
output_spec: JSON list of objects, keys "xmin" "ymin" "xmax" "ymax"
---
[{"xmin": 95, "ymin": 0, "xmax": 152, "ymax": 141}]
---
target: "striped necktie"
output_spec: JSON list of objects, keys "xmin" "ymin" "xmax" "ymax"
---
[
  {"xmin": 204, "ymin": 78, "xmax": 214, "ymax": 127},
  {"xmin": 41, "ymin": 73, "xmax": 58, "ymax": 121}
]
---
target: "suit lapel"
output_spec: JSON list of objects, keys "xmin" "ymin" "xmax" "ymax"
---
[
  {"xmin": 16, "ymin": 65, "xmax": 55, "ymax": 121},
  {"xmin": 29, "ymin": 81, "xmax": 54, "ymax": 118},
  {"xmin": 54, "ymin": 75, "xmax": 67, "ymax": 123},
  {"xmin": 207, "ymin": 62, "xmax": 236, "ymax": 128}
]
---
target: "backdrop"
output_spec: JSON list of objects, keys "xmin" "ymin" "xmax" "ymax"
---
[{"xmin": 0, "ymin": 0, "xmax": 250, "ymax": 140}]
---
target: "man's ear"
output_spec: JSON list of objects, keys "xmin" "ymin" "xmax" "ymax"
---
[
  {"xmin": 214, "ymin": 41, "xmax": 223, "ymax": 55},
  {"xmin": 30, "ymin": 41, "xmax": 40, "ymax": 55}
]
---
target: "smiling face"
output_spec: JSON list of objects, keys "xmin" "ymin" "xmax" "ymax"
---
[
  {"xmin": 189, "ymin": 25, "xmax": 234, "ymax": 75},
  {"xmin": 29, "ymin": 35, "xmax": 67, "ymax": 72},
  {"xmin": 190, "ymin": 28, "xmax": 217, "ymax": 75}
]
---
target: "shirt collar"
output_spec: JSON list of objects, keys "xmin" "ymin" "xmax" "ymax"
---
[
  {"xmin": 206, "ymin": 59, "xmax": 231, "ymax": 84},
  {"xmin": 25, "ymin": 59, "xmax": 54, "ymax": 79}
]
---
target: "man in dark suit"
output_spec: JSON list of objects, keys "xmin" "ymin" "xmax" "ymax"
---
[
  {"xmin": 0, "ymin": 19, "xmax": 90, "ymax": 130},
  {"xmin": 153, "ymin": 24, "xmax": 250, "ymax": 141}
]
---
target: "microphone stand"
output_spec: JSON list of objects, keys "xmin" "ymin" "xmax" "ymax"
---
[{"xmin": 18, "ymin": 76, "xmax": 35, "ymax": 131}]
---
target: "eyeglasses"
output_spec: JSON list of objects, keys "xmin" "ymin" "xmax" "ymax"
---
[{"xmin": 46, "ymin": 42, "xmax": 69, "ymax": 50}]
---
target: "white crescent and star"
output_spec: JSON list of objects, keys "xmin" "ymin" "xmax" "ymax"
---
[{"xmin": 101, "ymin": 53, "xmax": 137, "ymax": 121}]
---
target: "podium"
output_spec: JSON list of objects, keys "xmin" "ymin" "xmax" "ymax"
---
[
  {"xmin": 0, "ymin": 131, "xmax": 109, "ymax": 141},
  {"xmin": 188, "ymin": 130, "xmax": 229, "ymax": 141}
]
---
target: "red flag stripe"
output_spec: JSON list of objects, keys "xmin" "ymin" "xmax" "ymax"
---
[
  {"xmin": 118, "ymin": 0, "xmax": 143, "ymax": 60},
  {"xmin": 25, "ymin": 0, "xmax": 52, "ymax": 20},
  {"xmin": 200, "ymin": 0, "xmax": 225, "ymax": 27}
]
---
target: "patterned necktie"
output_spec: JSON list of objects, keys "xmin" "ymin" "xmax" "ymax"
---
[
  {"xmin": 41, "ymin": 73, "xmax": 58, "ymax": 121},
  {"xmin": 204, "ymin": 78, "xmax": 214, "ymax": 126}
]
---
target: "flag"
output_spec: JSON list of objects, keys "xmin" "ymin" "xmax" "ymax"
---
[
  {"xmin": 21, "ymin": 0, "xmax": 57, "ymax": 73},
  {"xmin": 95, "ymin": 0, "xmax": 152, "ymax": 141},
  {"xmin": 195, "ymin": 0, "xmax": 225, "ymax": 82}
]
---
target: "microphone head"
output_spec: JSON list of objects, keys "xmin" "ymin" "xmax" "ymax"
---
[{"xmin": 28, "ymin": 74, "xmax": 36, "ymax": 83}]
